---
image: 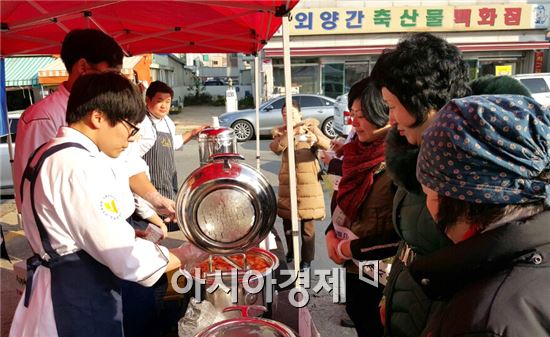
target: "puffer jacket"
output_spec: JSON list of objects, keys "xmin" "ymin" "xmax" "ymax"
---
[
  {"xmin": 383, "ymin": 127, "xmax": 452, "ymax": 337},
  {"xmin": 270, "ymin": 118, "xmax": 330, "ymax": 220},
  {"xmin": 411, "ymin": 211, "xmax": 550, "ymax": 337}
]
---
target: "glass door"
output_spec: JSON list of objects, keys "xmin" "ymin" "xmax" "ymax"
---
[{"xmin": 322, "ymin": 63, "xmax": 344, "ymax": 98}]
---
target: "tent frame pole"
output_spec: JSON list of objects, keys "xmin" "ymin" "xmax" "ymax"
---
[{"xmin": 282, "ymin": 14, "xmax": 301, "ymax": 284}]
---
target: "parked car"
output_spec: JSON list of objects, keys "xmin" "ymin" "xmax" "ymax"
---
[
  {"xmin": 1, "ymin": 111, "xmax": 22, "ymax": 196},
  {"xmin": 513, "ymin": 73, "xmax": 550, "ymax": 108},
  {"xmin": 218, "ymin": 94, "xmax": 336, "ymax": 141},
  {"xmin": 204, "ymin": 79, "xmax": 226, "ymax": 86},
  {"xmin": 332, "ymin": 93, "xmax": 352, "ymax": 136}
]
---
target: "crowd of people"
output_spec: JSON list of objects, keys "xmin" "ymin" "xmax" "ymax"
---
[
  {"xmin": 273, "ymin": 32, "xmax": 549, "ymax": 337},
  {"xmin": 6, "ymin": 27, "xmax": 549, "ymax": 337}
]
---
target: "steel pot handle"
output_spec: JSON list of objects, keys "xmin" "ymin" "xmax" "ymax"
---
[
  {"xmin": 223, "ymin": 305, "xmax": 267, "ymax": 318},
  {"xmin": 209, "ymin": 153, "xmax": 245, "ymax": 161}
]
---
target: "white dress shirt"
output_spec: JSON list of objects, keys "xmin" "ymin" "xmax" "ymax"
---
[{"xmin": 9, "ymin": 127, "xmax": 170, "ymax": 337}]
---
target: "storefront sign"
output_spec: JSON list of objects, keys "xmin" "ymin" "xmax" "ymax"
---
[
  {"xmin": 289, "ymin": 4, "xmax": 542, "ymax": 35},
  {"xmin": 495, "ymin": 65, "xmax": 513, "ymax": 76},
  {"xmin": 534, "ymin": 51, "xmax": 545, "ymax": 73}
]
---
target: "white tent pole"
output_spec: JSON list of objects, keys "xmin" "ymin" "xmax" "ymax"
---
[
  {"xmin": 254, "ymin": 55, "xmax": 261, "ymax": 171},
  {"xmin": 282, "ymin": 13, "xmax": 301, "ymax": 281}
]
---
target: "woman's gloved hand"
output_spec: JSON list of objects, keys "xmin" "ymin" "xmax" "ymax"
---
[
  {"xmin": 170, "ymin": 242, "xmax": 209, "ymax": 271},
  {"xmin": 143, "ymin": 191, "xmax": 176, "ymax": 221}
]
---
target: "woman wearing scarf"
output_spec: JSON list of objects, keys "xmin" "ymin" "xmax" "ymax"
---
[
  {"xmin": 414, "ymin": 95, "xmax": 550, "ymax": 336},
  {"xmin": 325, "ymin": 77, "xmax": 400, "ymax": 337}
]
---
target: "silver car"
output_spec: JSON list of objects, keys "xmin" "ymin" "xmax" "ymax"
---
[
  {"xmin": 218, "ymin": 94, "xmax": 336, "ymax": 141},
  {"xmin": 332, "ymin": 93, "xmax": 353, "ymax": 137}
]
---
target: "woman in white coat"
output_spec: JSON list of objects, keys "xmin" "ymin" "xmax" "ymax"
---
[{"xmin": 9, "ymin": 72, "xmax": 204, "ymax": 337}]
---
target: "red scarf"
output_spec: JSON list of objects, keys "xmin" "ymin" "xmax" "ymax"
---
[{"xmin": 336, "ymin": 137, "xmax": 386, "ymax": 221}]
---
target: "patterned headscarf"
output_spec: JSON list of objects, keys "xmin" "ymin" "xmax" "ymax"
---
[{"xmin": 417, "ymin": 95, "xmax": 550, "ymax": 206}]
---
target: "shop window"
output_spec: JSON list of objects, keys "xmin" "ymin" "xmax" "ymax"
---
[
  {"xmin": 322, "ymin": 63, "xmax": 344, "ymax": 98},
  {"xmin": 345, "ymin": 62, "xmax": 369, "ymax": 92},
  {"xmin": 273, "ymin": 64, "xmax": 320, "ymax": 95}
]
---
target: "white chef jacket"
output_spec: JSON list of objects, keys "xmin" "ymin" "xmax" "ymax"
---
[
  {"xmin": 9, "ymin": 127, "xmax": 170, "ymax": 337},
  {"xmin": 13, "ymin": 83, "xmax": 150, "ymax": 214},
  {"xmin": 13, "ymin": 84, "xmax": 70, "ymax": 211},
  {"xmin": 134, "ymin": 114, "xmax": 184, "ymax": 157}
]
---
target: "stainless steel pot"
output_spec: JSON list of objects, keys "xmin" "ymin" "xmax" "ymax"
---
[
  {"xmin": 175, "ymin": 153, "xmax": 276, "ymax": 254},
  {"xmin": 198, "ymin": 127, "xmax": 238, "ymax": 166},
  {"xmin": 195, "ymin": 306, "xmax": 297, "ymax": 337}
]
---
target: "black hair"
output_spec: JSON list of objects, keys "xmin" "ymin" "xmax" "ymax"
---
[
  {"xmin": 61, "ymin": 29, "xmax": 123, "ymax": 72},
  {"xmin": 377, "ymin": 32, "xmax": 471, "ymax": 127},
  {"xmin": 361, "ymin": 77, "xmax": 389, "ymax": 128},
  {"xmin": 470, "ymin": 75, "xmax": 532, "ymax": 97},
  {"xmin": 66, "ymin": 72, "xmax": 146, "ymax": 125},
  {"xmin": 146, "ymin": 81, "xmax": 174, "ymax": 99},
  {"xmin": 348, "ymin": 77, "xmax": 370, "ymax": 110},
  {"xmin": 281, "ymin": 100, "xmax": 301, "ymax": 112}
]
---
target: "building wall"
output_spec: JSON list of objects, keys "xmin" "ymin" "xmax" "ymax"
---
[{"xmin": 264, "ymin": 0, "xmax": 550, "ymax": 98}]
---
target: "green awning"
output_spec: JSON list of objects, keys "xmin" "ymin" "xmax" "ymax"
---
[{"xmin": 5, "ymin": 56, "xmax": 55, "ymax": 87}]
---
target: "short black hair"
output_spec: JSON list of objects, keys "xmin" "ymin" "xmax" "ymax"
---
[
  {"xmin": 61, "ymin": 29, "xmax": 123, "ymax": 72},
  {"xmin": 348, "ymin": 77, "xmax": 370, "ymax": 110},
  {"xmin": 146, "ymin": 81, "xmax": 174, "ymax": 99},
  {"xmin": 281, "ymin": 100, "xmax": 301, "ymax": 112},
  {"xmin": 470, "ymin": 75, "xmax": 532, "ymax": 97},
  {"xmin": 66, "ymin": 72, "xmax": 146, "ymax": 125},
  {"xmin": 361, "ymin": 77, "xmax": 389, "ymax": 128},
  {"xmin": 377, "ymin": 32, "xmax": 471, "ymax": 127}
]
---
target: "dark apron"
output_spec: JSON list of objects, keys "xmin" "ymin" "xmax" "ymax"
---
[
  {"xmin": 22, "ymin": 142, "xmax": 124, "ymax": 337},
  {"xmin": 142, "ymin": 116, "xmax": 178, "ymax": 232}
]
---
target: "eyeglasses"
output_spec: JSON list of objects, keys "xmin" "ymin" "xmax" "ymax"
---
[{"xmin": 121, "ymin": 118, "xmax": 140, "ymax": 138}]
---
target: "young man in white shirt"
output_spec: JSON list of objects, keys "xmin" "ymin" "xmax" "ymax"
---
[
  {"xmin": 9, "ymin": 72, "xmax": 206, "ymax": 337},
  {"xmin": 13, "ymin": 29, "xmax": 175, "ymax": 223}
]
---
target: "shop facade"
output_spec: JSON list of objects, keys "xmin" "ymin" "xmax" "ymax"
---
[{"xmin": 263, "ymin": 1, "xmax": 550, "ymax": 99}]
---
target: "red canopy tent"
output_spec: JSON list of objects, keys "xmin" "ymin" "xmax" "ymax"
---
[
  {"xmin": 0, "ymin": 0, "xmax": 298, "ymax": 56},
  {"xmin": 1, "ymin": 0, "xmax": 306, "ymax": 276}
]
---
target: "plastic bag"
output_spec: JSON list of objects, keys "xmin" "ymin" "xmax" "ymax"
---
[{"xmin": 178, "ymin": 298, "xmax": 225, "ymax": 337}]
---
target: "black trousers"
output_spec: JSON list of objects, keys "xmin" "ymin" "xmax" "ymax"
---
[{"xmin": 346, "ymin": 272, "xmax": 384, "ymax": 337}]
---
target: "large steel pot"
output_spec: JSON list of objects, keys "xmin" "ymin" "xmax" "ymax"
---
[
  {"xmin": 198, "ymin": 127, "xmax": 238, "ymax": 166},
  {"xmin": 195, "ymin": 306, "xmax": 297, "ymax": 337},
  {"xmin": 175, "ymin": 153, "xmax": 276, "ymax": 254}
]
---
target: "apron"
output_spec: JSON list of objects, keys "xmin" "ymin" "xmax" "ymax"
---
[
  {"xmin": 142, "ymin": 116, "xmax": 178, "ymax": 231},
  {"xmin": 22, "ymin": 143, "xmax": 124, "ymax": 337}
]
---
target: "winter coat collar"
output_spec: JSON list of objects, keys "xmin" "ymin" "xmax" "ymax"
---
[
  {"xmin": 409, "ymin": 211, "xmax": 550, "ymax": 300},
  {"xmin": 384, "ymin": 125, "xmax": 422, "ymax": 194}
]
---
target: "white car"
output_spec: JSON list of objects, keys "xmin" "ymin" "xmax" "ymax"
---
[
  {"xmin": 1, "ymin": 112, "xmax": 21, "ymax": 196},
  {"xmin": 513, "ymin": 73, "xmax": 550, "ymax": 108},
  {"xmin": 332, "ymin": 93, "xmax": 353, "ymax": 136}
]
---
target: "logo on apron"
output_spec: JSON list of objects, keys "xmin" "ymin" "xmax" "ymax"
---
[{"xmin": 100, "ymin": 195, "xmax": 121, "ymax": 219}]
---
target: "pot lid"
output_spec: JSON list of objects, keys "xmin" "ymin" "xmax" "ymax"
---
[
  {"xmin": 196, "ymin": 306, "xmax": 296, "ymax": 337},
  {"xmin": 176, "ymin": 154, "xmax": 277, "ymax": 253},
  {"xmin": 198, "ymin": 127, "xmax": 235, "ymax": 140}
]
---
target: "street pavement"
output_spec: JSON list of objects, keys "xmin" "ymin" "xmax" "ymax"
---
[{"xmin": 0, "ymin": 105, "xmax": 356, "ymax": 337}]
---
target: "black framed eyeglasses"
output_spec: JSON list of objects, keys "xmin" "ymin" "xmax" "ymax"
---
[{"xmin": 122, "ymin": 118, "xmax": 140, "ymax": 138}]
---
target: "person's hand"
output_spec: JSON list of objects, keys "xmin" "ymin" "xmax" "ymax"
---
[
  {"xmin": 191, "ymin": 125, "xmax": 209, "ymax": 137},
  {"xmin": 320, "ymin": 150, "xmax": 334, "ymax": 165},
  {"xmin": 331, "ymin": 138, "xmax": 345, "ymax": 157},
  {"xmin": 325, "ymin": 230, "xmax": 346, "ymax": 264},
  {"xmin": 143, "ymin": 191, "xmax": 176, "ymax": 220},
  {"xmin": 306, "ymin": 133, "xmax": 317, "ymax": 146},
  {"xmin": 170, "ymin": 242, "xmax": 209, "ymax": 271}
]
